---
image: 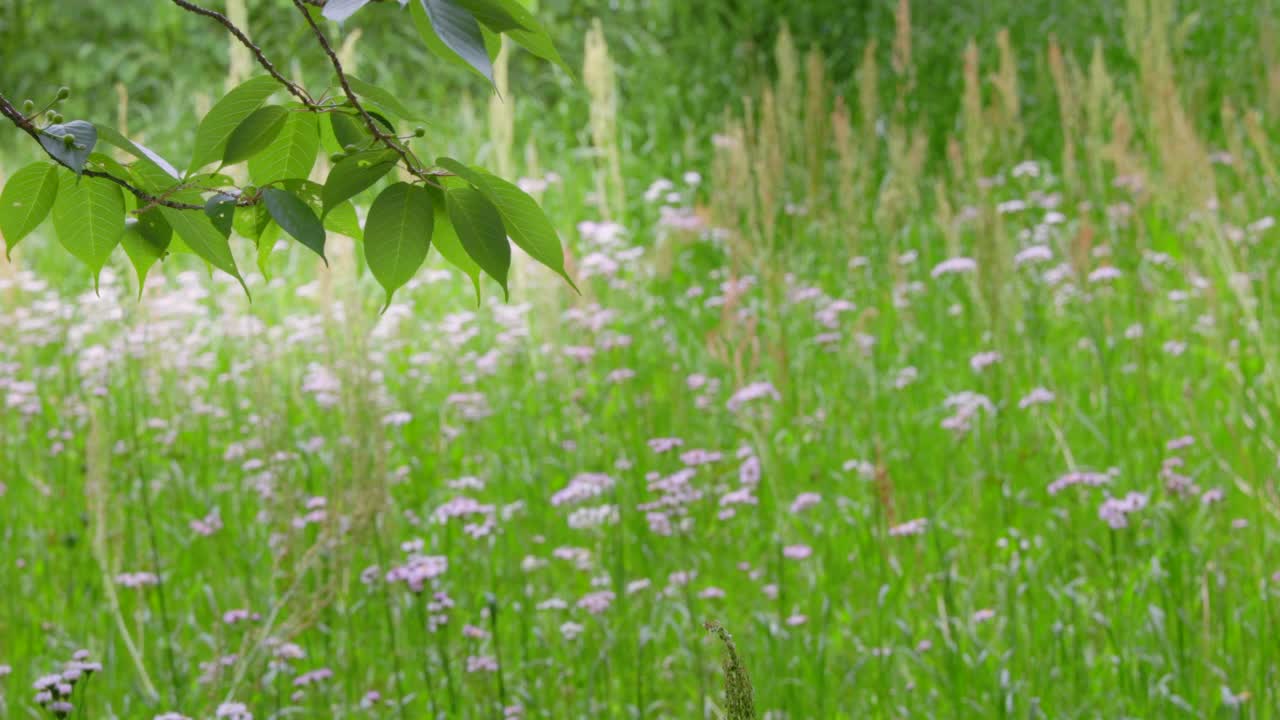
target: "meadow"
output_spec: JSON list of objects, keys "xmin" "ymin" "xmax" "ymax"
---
[{"xmin": 3, "ymin": 0, "xmax": 1280, "ymax": 717}]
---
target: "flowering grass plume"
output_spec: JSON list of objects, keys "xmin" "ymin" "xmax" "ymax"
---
[{"xmin": 705, "ymin": 621, "xmax": 755, "ymax": 720}]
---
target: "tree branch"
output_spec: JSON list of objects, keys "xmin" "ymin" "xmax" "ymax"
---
[
  {"xmin": 291, "ymin": 0, "xmax": 433, "ymax": 182},
  {"xmin": 0, "ymin": 91, "xmax": 212, "ymax": 211},
  {"xmin": 1, "ymin": 0, "xmax": 424, "ymax": 221},
  {"xmin": 169, "ymin": 0, "xmax": 316, "ymax": 108}
]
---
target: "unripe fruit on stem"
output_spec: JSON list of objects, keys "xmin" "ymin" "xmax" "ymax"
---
[
  {"xmin": 329, "ymin": 153, "xmax": 345, "ymax": 163},
  {"xmin": 62, "ymin": 134, "xmax": 76, "ymax": 148},
  {"xmin": 50, "ymin": 113, "xmax": 64, "ymax": 124},
  {"xmin": 413, "ymin": 127, "xmax": 426, "ymax": 137},
  {"xmin": 22, "ymin": 100, "xmax": 35, "ymax": 114},
  {"xmin": 56, "ymin": 87, "xmax": 70, "ymax": 101}
]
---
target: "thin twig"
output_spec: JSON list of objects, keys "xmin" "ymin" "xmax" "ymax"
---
[
  {"xmin": 0, "ymin": 91, "xmax": 211, "ymax": 211},
  {"xmin": 2, "ymin": 0, "xmax": 426, "ymax": 218},
  {"xmin": 91, "ymin": 172, "xmax": 208, "ymax": 211},
  {"xmin": 170, "ymin": 0, "xmax": 316, "ymax": 108},
  {"xmin": 292, "ymin": 0, "xmax": 432, "ymax": 181}
]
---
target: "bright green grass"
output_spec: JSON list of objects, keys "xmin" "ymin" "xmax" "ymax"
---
[
  {"xmin": 4, "ymin": 5, "xmax": 1280, "ymax": 720},
  {"xmin": 3, "ymin": 169, "xmax": 1277, "ymax": 718}
]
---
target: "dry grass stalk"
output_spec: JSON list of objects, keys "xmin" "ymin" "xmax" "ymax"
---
[
  {"xmin": 1261, "ymin": 15, "xmax": 1280, "ymax": 119},
  {"xmin": 975, "ymin": 203, "xmax": 1014, "ymax": 335},
  {"xmin": 585, "ymin": 19, "xmax": 623, "ymax": 219},
  {"xmin": 489, "ymin": 36, "xmax": 515, "ymax": 179},
  {"xmin": 857, "ymin": 39, "xmax": 880, "ymax": 149},
  {"xmin": 710, "ymin": 119, "xmax": 753, "ymax": 242},
  {"xmin": 804, "ymin": 47, "xmax": 828, "ymax": 201},
  {"xmin": 1048, "ymin": 35, "xmax": 1081, "ymax": 189},
  {"xmin": 1220, "ymin": 101, "xmax": 1244, "ymax": 174},
  {"xmin": 1125, "ymin": 0, "xmax": 1213, "ymax": 206},
  {"xmin": 1104, "ymin": 105, "xmax": 1144, "ymax": 193},
  {"xmin": 992, "ymin": 28, "xmax": 1022, "ymax": 152},
  {"xmin": 873, "ymin": 441, "xmax": 897, "ymax": 527},
  {"xmin": 754, "ymin": 87, "xmax": 783, "ymax": 250},
  {"xmin": 114, "ymin": 82, "xmax": 129, "ymax": 139},
  {"xmin": 774, "ymin": 24, "xmax": 800, "ymax": 167},
  {"xmin": 934, "ymin": 180, "xmax": 959, "ymax": 259},
  {"xmin": 961, "ymin": 39, "xmax": 985, "ymax": 182},
  {"xmin": 1244, "ymin": 109, "xmax": 1279, "ymax": 189},
  {"xmin": 831, "ymin": 95, "xmax": 857, "ymax": 247},
  {"xmin": 1082, "ymin": 40, "xmax": 1120, "ymax": 190},
  {"xmin": 892, "ymin": 0, "xmax": 914, "ymax": 99},
  {"xmin": 704, "ymin": 621, "xmax": 755, "ymax": 720},
  {"xmin": 876, "ymin": 124, "xmax": 926, "ymax": 234},
  {"xmin": 226, "ymin": 0, "xmax": 251, "ymax": 91},
  {"xmin": 337, "ymin": 28, "xmax": 363, "ymax": 76}
]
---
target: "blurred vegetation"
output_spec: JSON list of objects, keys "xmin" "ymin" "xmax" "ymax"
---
[
  {"xmin": 4, "ymin": 0, "xmax": 1276, "ymax": 177},
  {"xmin": 6, "ymin": 1, "xmax": 1280, "ymax": 716}
]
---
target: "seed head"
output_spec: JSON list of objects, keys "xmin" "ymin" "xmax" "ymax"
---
[{"xmin": 704, "ymin": 621, "xmax": 755, "ymax": 720}]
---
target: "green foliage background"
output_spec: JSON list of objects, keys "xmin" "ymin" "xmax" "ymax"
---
[
  {"xmin": 5, "ymin": 1, "xmax": 1280, "ymax": 718},
  {"xmin": 3, "ymin": 0, "xmax": 1272, "ymax": 172}
]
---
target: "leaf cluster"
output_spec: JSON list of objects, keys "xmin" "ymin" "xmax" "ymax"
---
[{"xmin": 0, "ymin": 0, "xmax": 575, "ymax": 305}]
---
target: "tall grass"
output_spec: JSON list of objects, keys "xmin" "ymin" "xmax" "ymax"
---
[{"xmin": 3, "ymin": 0, "xmax": 1280, "ymax": 718}]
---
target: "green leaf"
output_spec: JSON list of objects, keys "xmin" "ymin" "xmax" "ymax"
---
[
  {"xmin": 249, "ymin": 110, "xmax": 320, "ymax": 185},
  {"xmin": 436, "ymin": 156, "xmax": 576, "ymax": 290},
  {"xmin": 487, "ymin": 0, "xmax": 571, "ymax": 75},
  {"xmin": 323, "ymin": 201, "xmax": 363, "ymax": 241},
  {"xmin": 368, "ymin": 111, "xmax": 397, "ymax": 135},
  {"xmin": 158, "ymin": 206, "xmax": 249, "ymax": 295},
  {"xmin": 257, "ymin": 221, "xmax": 282, "ymax": 278},
  {"xmin": 205, "ymin": 193, "xmax": 237, "ymax": 239},
  {"xmin": 320, "ymin": 112, "xmax": 343, "ymax": 154},
  {"xmin": 482, "ymin": 26, "xmax": 502, "ymax": 61},
  {"xmin": 322, "ymin": 149, "xmax": 397, "ymax": 216},
  {"xmin": 121, "ymin": 209, "xmax": 172, "ymax": 298},
  {"xmin": 96, "ymin": 126, "xmax": 180, "ymax": 183},
  {"xmin": 190, "ymin": 75, "xmax": 279, "ymax": 172},
  {"xmin": 51, "ymin": 173, "xmax": 125, "ymax": 291},
  {"xmin": 39, "ymin": 121, "xmax": 97, "ymax": 176},
  {"xmin": 154, "ymin": 174, "xmax": 238, "ymax": 255},
  {"xmin": 233, "ymin": 201, "xmax": 273, "ymax": 242},
  {"xmin": 182, "ymin": 173, "xmax": 238, "ymax": 196},
  {"xmin": 412, "ymin": 0, "xmax": 494, "ymax": 86},
  {"xmin": 426, "ymin": 186, "xmax": 481, "ymax": 303},
  {"xmin": 223, "ymin": 105, "xmax": 289, "ymax": 166},
  {"xmin": 453, "ymin": 0, "xmax": 530, "ymax": 32},
  {"xmin": 445, "ymin": 186, "xmax": 509, "ymax": 299},
  {"xmin": 322, "ymin": 0, "xmax": 371, "ymax": 22},
  {"xmin": 364, "ymin": 182, "xmax": 433, "ymax": 309},
  {"xmin": 262, "ymin": 187, "xmax": 327, "ymax": 265},
  {"xmin": 329, "ymin": 112, "xmax": 371, "ymax": 150},
  {"xmin": 346, "ymin": 75, "xmax": 427, "ymax": 122},
  {"xmin": 279, "ymin": 178, "xmax": 325, "ymax": 207},
  {"xmin": 0, "ymin": 161, "xmax": 60, "ymax": 258},
  {"xmin": 87, "ymin": 152, "xmax": 133, "ymax": 180},
  {"xmin": 507, "ymin": 24, "xmax": 571, "ymax": 76}
]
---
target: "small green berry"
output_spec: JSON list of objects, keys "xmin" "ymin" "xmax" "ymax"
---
[
  {"xmin": 21, "ymin": 99, "xmax": 35, "ymax": 114},
  {"xmin": 329, "ymin": 152, "xmax": 346, "ymax": 163},
  {"xmin": 62, "ymin": 134, "xmax": 76, "ymax": 148},
  {"xmin": 50, "ymin": 112, "xmax": 64, "ymax": 124},
  {"xmin": 413, "ymin": 127, "xmax": 426, "ymax": 138},
  {"xmin": 56, "ymin": 86, "xmax": 71, "ymax": 101}
]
